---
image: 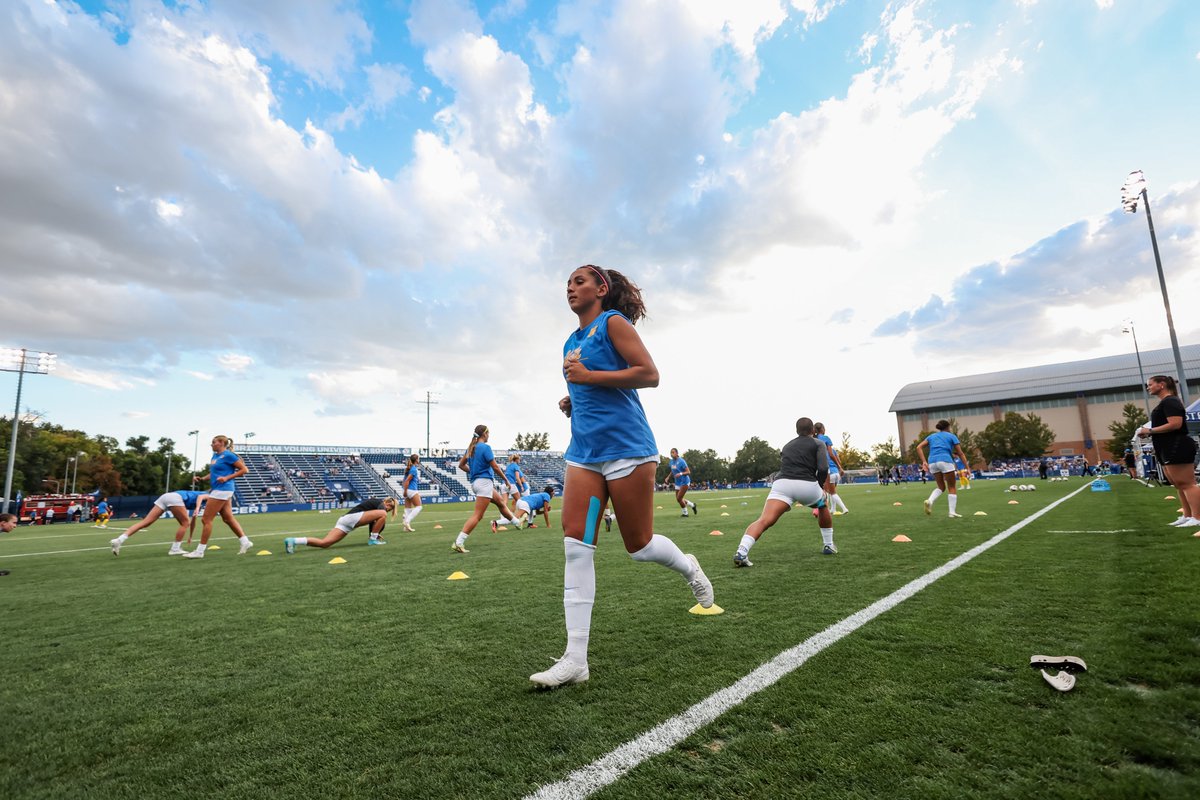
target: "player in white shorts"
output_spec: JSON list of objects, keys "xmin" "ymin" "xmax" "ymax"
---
[
  {"xmin": 401, "ymin": 454, "xmax": 423, "ymax": 531},
  {"xmin": 814, "ymin": 422, "xmax": 848, "ymax": 515},
  {"xmin": 284, "ymin": 497, "xmax": 397, "ymax": 552},
  {"xmin": 734, "ymin": 417, "xmax": 837, "ymax": 567},
  {"xmin": 917, "ymin": 420, "xmax": 970, "ymax": 518}
]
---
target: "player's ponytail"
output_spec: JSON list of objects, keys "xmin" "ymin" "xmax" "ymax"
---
[
  {"xmin": 584, "ymin": 265, "xmax": 646, "ymax": 325},
  {"xmin": 1151, "ymin": 375, "xmax": 1178, "ymax": 395},
  {"xmin": 466, "ymin": 424, "xmax": 487, "ymax": 460}
]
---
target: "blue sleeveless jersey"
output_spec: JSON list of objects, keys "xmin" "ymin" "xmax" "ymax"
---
[
  {"xmin": 468, "ymin": 442, "xmax": 496, "ymax": 481},
  {"xmin": 504, "ymin": 463, "xmax": 523, "ymax": 485},
  {"xmin": 175, "ymin": 490, "xmax": 204, "ymax": 510},
  {"xmin": 563, "ymin": 310, "xmax": 658, "ymax": 462},
  {"xmin": 210, "ymin": 450, "xmax": 241, "ymax": 493},
  {"xmin": 818, "ymin": 434, "xmax": 839, "ymax": 473},
  {"xmin": 925, "ymin": 431, "xmax": 960, "ymax": 463},
  {"xmin": 405, "ymin": 465, "xmax": 420, "ymax": 489},
  {"xmin": 525, "ymin": 492, "xmax": 551, "ymax": 512}
]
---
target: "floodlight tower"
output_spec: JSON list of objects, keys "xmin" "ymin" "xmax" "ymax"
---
[
  {"xmin": 1, "ymin": 348, "xmax": 57, "ymax": 513},
  {"xmin": 1122, "ymin": 321, "xmax": 1152, "ymax": 419},
  {"xmin": 1121, "ymin": 171, "xmax": 1188, "ymax": 406}
]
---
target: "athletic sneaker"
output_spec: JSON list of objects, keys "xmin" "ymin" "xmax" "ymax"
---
[
  {"xmin": 948, "ymin": 512, "xmax": 963, "ymax": 518},
  {"xmin": 403, "ymin": 524, "xmax": 414, "ymax": 532},
  {"xmin": 1180, "ymin": 518, "xmax": 1200, "ymax": 527},
  {"xmin": 238, "ymin": 538, "xmax": 253, "ymax": 555},
  {"xmin": 110, "ymin": 538, "xmax": 121, "ymax": 556},
  {"xmin": 733, "ymin": 554, "xmax": 753, "ymax": 568},
  {"xmin": 822, "ymin": 543, "xmax": 838, "ymax": 555},
  {"xmin": 685, "ymin": 554, "xmax": 714, "ymax": 608},
  {"xmin": 367, "ymin": 537, "xmax": 386, "ymax": 546},
  {"xmin": 529, "ymin": 656, "xmax": 589, "ymax": 689},
  {"xmin": 691, "ymin": 503, "xmax": 699, "ymax": 517},
  {"xmin": 518, "ymin": 516, "xmax": 528, "ymax": 530},
  {"xmin": 284, "ymin": 537, "xmax": 296, "ymax": 554},
  {"xmin": 491, "ymin": 520, "xmax": 498, "ymax": 533},
  {"xmin": 923, "ymin": 500, "xmax": 932, "ymax": 516},
  {"xmin": 451, "ymin": 543, "xmax": 469, "ymax": 553},
  {"xmin": 182, "ymin": 550, "xmax": 204, "ymax": 559},
  {"xmin": 168, "ymin": 547, "xmax": 185, "ymax": 556}
]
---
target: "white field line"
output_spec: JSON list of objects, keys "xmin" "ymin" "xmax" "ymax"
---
[
  {"xmin": 526, "ymin": 480, "xmax": 1096, "ymax": 800},
  {"xmin": 1046, "ymin": 529, "xmax": 1135, "ymax": 533},
  {"xmin": 0, "ymin": 528, "xmax": 333, "ymax": 559}
]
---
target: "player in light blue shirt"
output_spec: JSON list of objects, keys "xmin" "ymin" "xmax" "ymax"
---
[
  {"xmin": 401, "ymin": 453, "xmax": 423, "ymax": 531},
  {"xmin": 530, "ymin": 264, "xmax": 714, "ymax": 691},
  {"xmin": 186, "ymin": 435, "xmax": 254, "ymax": 558},
  {"xmin": 917, "ymin": 420, "xmax": 970, "ymax": 518},
  {"xmin": 668, "ymin": 448, "xmax": 699, "ymax": 517},
  {"xmin": 509, "ymin": 486, "xmax": 556, "ymax": 530},
  {"xmin": 504, "ymin": 454, "xmax": 527, "ymax": 508},
  {"xmin": 452, "ymin": 425, "xmax": 521, "ymax": 551},
  {"xmin": 814, "ymin": 422, "xmax": 849, "ymax": 515},
  {"xmin": 109, "ymin": 490, "xmax": 211, "ymax": 556}
]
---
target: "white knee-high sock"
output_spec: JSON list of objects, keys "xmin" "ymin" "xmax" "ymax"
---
[
  {"xmin": 821, "ymin": 527, "xmax": 834, "ymax": 546},
  {"xmin": 407, "ymin": 506, "xmax": 422, "ymax": 524},
  {"xmin": 948, "ymin": 494, "xmax": 958, "ymax": 514},
  {"xmin": 630, "ymin": 533, "xmax": 693, "ymax": 577},
  {"xmin": 834, "ymin": 494, "xmax": 848, "ymax": 512},
  {"xmin": 927, "ymin": 487, "xmax": 943, "ymax": 505},
  {"xmin": 563, "ymin": 538, "xmax": 595, "ymax": 664},
  {"xmin": 738, "ymin": 534, "xmax": 756, "ymax": 557}
]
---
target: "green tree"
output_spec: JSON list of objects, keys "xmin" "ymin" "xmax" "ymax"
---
[
  {"xmin": 513, "ymin": 432, "xmax": 550, "ymax": 451},
  {"xmin": 871, "ymin": 436, "xmax": 903, "ymax": 468},
  {"xmin": 836, "ymin": 433, "xmax": 871, "ymax": 470},
  {"xmin": 1106, "ymin": 402, "xmax": 1146, "ymax": 459},
  {"xmin": 680, "ymin": 448, "xmax": 729, "ymax": 484},
  {"xmin": 729, "ymin": 437, "xmax": 781, "ymax": 482},
  {"xmin": 976, "ymin": 412, "xmax": 1055, "ymax": 462}
]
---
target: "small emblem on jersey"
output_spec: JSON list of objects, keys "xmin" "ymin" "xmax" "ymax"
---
[{"xmin": 587, "ymin": 325, "xmax": 598, "ymax": 338}]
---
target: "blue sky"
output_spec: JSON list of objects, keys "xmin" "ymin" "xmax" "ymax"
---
[{"xmin": 2, "ymin": 0, "xmax": 1199, "ymax": 465}]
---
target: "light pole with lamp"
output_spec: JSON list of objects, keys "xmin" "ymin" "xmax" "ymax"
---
[
  {"xmin": 1122, "ymin": 321, "xmax": 1152, "ymax": 419},
  {"xmin": 244, "ymin": 432, "xmax": 256, "ymax": 444},
  {"xmin": 71, "ymin": 452, "xmax": 86, "ymax": 493},
  {"xmin": 65, "ymin": 457, "xmax": 74, "ymax": 495},
  {"xmin": 1122, "ymin": 171, "xmax": 1188, "ymax": 406},
  {"xmin": 188, "ymin": 430, "xmax": 200, "ymax": 488},
  {"xmin": 416, "ymin": 391, "xmax": 439, "ymax": 456},
  {"xmin": 164, "ymin": 448, "xmax": 172, "ymax": 493},
  {"xmin": 1, "ymin": 348, "xmax": 57, "ymax": 514}
]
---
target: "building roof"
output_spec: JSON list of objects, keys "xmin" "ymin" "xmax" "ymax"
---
[{"xmin": 889, "ymin": 344, "xmax": 1200, "ymax": 413}]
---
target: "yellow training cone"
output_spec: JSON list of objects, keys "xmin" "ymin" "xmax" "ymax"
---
[
  {"xmin": 720, "ymin": 504, "xmax": 728, "ymax": 508},
  {"xmin": 689, "ymin": 603, "xmax": 724, "ymax": 615},
  {"xmin": 656, "ymin": 505, "xmax": 663, "ymax": 509},
  {"xmin": 720, "ymin": 512, "xmax": 730, "ymax": 517},
  {"xmin": 328, "ymin": 557, "xmax": 347, "ymax": 564},
  {"xmin": 892, "ymin": 502, "xmax": 903, "ymax": 506},
  {"xmin": 974, "ymin": 511, "xmax": 988, "ymax": 516},
  {"xmin": 256, "ymin": 549, "xmax": 272, "ymax": 556},
  {"xmin": 208, "ymin": 545, "xmax": 221, "ymax": 551},
  {"xmin": 1193, "ymin": 531, "xmax": 1200, "ymax": 538},
  {"xmin": 709, "ymin": 530, "xmax": 723, "ymax": 536},
  {"xmin": 892, "ymin": 534, "xmax": 912, "ymax": 542},
  {"xmin": 1165, "ymin": 495, "xmax": 1176, "ymax": 500},
  {"xmin": 447, "ymin": 571, "xmax": 469, "ymax": 580},
  {"xmin": 433, "ymin": 524, "xmax": 443, "ymax": 529},
  {"xmin": 1008, "ymin": 500, "xmax": 1019, "ymax": 505}
]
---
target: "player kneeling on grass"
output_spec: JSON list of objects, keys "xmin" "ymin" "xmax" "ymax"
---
[
  {"xmin": 110, "ymin": 490, "xmax": 210, "ymax": 556},
  {"xmin": 503, "ymin": 485, "xmax": 556, "ymax": 530},
  {"xmin": 734, "ymin": 417, "xmax": 836, "ymax": 567},
  {"xmin": 284, "ymin": 497, "xmax": 397, "ymax": 553}
]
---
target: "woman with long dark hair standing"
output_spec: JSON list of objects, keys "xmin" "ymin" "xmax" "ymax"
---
[
  {"xmin": 1138, "ymin": 375, "xmax": 1200, "ymax": 527},
  {"xmin": 451, "ymin": 425, "xmax": 521, "ymax": 553},
  {"xmin": 530, "ymin": 264, "xmax": 714, "ymax": 690}
]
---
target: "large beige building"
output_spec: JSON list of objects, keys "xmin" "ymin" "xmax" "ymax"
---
[{"xmin": 889, "ymin": 344, "xmax": 1200, "ymax": 463}]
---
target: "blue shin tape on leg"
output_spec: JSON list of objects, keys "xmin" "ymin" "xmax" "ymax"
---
[{"xmin": 584, "ymin": 496, "xmax": 601, "ymax": 546}]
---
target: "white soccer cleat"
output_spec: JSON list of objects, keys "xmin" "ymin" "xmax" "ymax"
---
[
  {"xmin": 530, "ymin": 656, "xmax": 589, "ymax": 689},
  {"xmin": 1169, "ymin": 518, "xmax": 1188, "ymax": 527},
  {"xmin": 110, "ymin": 538, "xmax": 121, "ymax": 556},
  {"xmin": 238, "ymin": 538, "xmax": 253, "ymax": 555},
  {"xmin": 1181, "ymin": 518, "xmax": 1200, "ymax": 527},
  {"xmin": 182, "ymin": 550, "xmax": 204, "ymax": 559},
  {"xmin": 685, "ymin": 554, "xmax": 714, "ymax": 608},
  {"xmin": 923, "ymin": 500, "xmax": 932, "ymax": 516},
  {"xmin": 948, "ymin": 512, "xmax": 963, "ymax": 518},
  {"xmin": 168, "ymin": 547, "xmax": 185, "ymax": 556}
]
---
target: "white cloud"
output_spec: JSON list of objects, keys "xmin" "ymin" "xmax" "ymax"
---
[
  {"xmin": 122, "ymin": 410, "xmax": 151, "ymax": 419},
  {"xmin": 217, "ymin": 353, "xmax": 255, "ymax": 373}
]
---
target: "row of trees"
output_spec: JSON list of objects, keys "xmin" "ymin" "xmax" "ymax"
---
[{"xmin": 0, "ymin": 416, "xmax": 195, "ymax": 499}]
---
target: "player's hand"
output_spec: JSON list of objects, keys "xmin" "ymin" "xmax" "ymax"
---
[
  {"xmin": 558, "ymin": 396, "xmax": 572, "ymax": 417},
  {"xmin": 563, "ymin": 356, "xmax": 591, "ymax": 385},
  {"xmin": 1136, "ymin": 427, "xmax": 1150, "ymax": 438}
]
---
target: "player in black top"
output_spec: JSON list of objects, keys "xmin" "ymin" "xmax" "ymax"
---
[
  {"xmin": 284, "ymin": 497, "xmax": 398, "ymax": 552},
  {"xmin": 1137, "ymin": 375, "xmax": 1200, "ymax": 527}
]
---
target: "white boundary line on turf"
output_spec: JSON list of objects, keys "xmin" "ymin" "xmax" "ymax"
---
[
  {"xmin": 0, "ymin": 528, "xmax": 334, "ymax": 559},
  {"xmin": 526, "ymin": 480, "xmax": 1097, "ymax": 800}
]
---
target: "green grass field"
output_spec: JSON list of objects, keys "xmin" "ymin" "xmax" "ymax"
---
[{"xmin": 3, "ymin": 478, "xmax": 1199, "ymax": 799}]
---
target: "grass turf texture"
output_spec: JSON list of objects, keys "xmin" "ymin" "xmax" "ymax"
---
[{"xmin": 2, "ymin": 479, "xmax": 1198, "ymax": 799}]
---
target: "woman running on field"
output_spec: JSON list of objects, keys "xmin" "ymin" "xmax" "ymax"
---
[
  {"xmin": 813, "ymin": 422, "xmax": 849, "ymax": 515},
  {"xmin": 917, "ymin": 420, "xmax": 970, "ymax": 518},
  {"xmin": 452, "ymin": 425, "xmax": 522, "ymax": 552},
  {"xmin": 184, "ymin": 435, "xmax": 254, "ymax": 558},
  {"xmin": 529, "ymin": 264, "xmax": 714, "ymax": 690},
  {"xmin": 668, "ymin": 448, "xmax": 699, "ymax": 517},
  {"xmin": 504, "ymin": 454, "xmax": 527, "ymax": 512},
  {"xmin": 401, "ymin": 454, "xmax": 423, "ymax": 531}
]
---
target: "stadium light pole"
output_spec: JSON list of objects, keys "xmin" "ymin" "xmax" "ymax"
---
[
  {"xmin": 244, "ymin": 432, "xmax": 256, "ymax": 444},
  {"xmin": 1122, "ymin": 321, "xmax": 1152, "ymax": 419},
  {"xmin": 164, "ymin": 450, "xmax": 172, "ymax": 493},
  {"xmin": 417, "ymin": 391, "xmax": 439, "ymax": 456},
  {"xmin": 71, "ymin": 452, "xmax": 85, "ymax": 493},
  {"xmin": 0, "ymin": 348, "xmax": 57, "ymax": 514},
  {"xmin": 65, "ymin": 457, "xmax": 74, "ymax": 494},
  {"xmin": 1122, "ymin": 170, "xmax": 1189, "ymax": 406},
  {"xmin": 188, "ymin": 430, "xmax": 200, "ymax": 489}
]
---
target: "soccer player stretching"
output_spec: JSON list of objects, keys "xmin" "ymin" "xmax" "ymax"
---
[
  {"xmin": 285, "ymin": 497, "xmax": 397, "ymax": 552},
  {"xmin": 530, "ymin": 264, "xmax": 714, "ymax": 689},
  {"xmin": 734, "ymin": 417, "xmax": 835, "ymax": 567},
  {"xmin": 109, "ymin": 490, "xmax": 210, "ymax": 556}
]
